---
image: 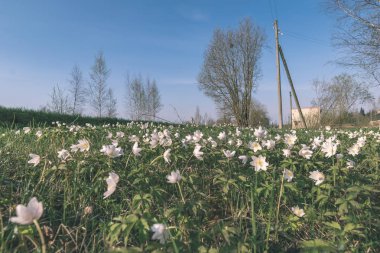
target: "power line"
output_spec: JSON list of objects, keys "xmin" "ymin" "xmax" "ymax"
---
[
  {"xmin": 272, "ymin": 0, "xmax": 279, "ymax": 20},
  {"xmin": 281, "ymin": 30, "xmax": 329, "ymax": 45},
  {"xmin": 268, "ymin": 0, "xmax": 275, "ymax": 21}
]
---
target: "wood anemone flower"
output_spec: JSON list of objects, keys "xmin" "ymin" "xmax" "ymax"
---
[
  {"xmin": 10, "ymin": 197, "xmax": 43, "ymax": 225},
  {"xmin": 103, "ymin": 172, "xmax": 120, "ymax": 199},
  {"xmin": 28, "ymin": 154, "xmax": 41, "ymax": 167},
  {"xmin": 291, "ymin": 206, "xmax": 305, "ymax": 217},
  {"xmin": 309, "ymin": 170, "xmax": 325, "ymax": 186},
  {"xmin": 166, "ymin": 170, "xmax": 181, "ymax": 184},
  {"xmin": 151, "ymin": 223, "xmax": 169, "ymax": 244},
  {"xmin": 163, "ymin": 149, "xmax": 171, "ymax": 163}
]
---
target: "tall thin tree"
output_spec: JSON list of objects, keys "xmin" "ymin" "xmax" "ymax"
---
[
  {"xmin": 88, "ymin": 51, "xmax": 110, "ymax": 117},
  {"xmin": 106, "ymin": 88, "xmax": 117, "ymax": 117},
  {"xmin": 126, "ymin": 75, "xmax": 162, "ymax": 121},
  {"xmin": 148, "ymin": 79, "xmax": 162, "ymax": 120},
  {"xmin": 126, "ymin": 75, "xmax": 145, "ymax": 120},
  {"xmin": 68, "ymin": 65, "xmax": 86, "ymax": 115},
  {"xmin": 48, "ymin": 84, "xmax": 70, "ymax": 114}
]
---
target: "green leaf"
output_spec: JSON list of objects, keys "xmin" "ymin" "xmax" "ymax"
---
[
  {"xmin": 139, "ymin": 218, "xmax": 150, "ymax": 230},
  {"xmin": 198, "ymin": 246, "xmax": 208, "ymax": 253},
  {"xmin": 324, "ymin": 221, "xmax": 341, "ymax": 230},
  {"xmin": 335, "ymin": 198, "xmax": 345, "ymax": 205},
  {"xmin": 125, "ymin": 214, "xmax": 139, "ymax": 224},
  {"xmin": 349, "ymin": 200, "xmax": 361, "ymax": 208},
  {"xmin": 338, "ymin": 202, "xmax": 348, "ymax": 214},
  {"xmin": 320, "ymin": 183, "xmax": 333, "ymax": 190},
  {"xmin": 299, "ymin": 239, "xmax": 335, "ymax": 251},
  {"xmin": 343, "ymin": 223, "xmax": 356, "ymax": 233},
  {"xmin": 284, "ymin": 183, "xmax": 298, "ymax": 192},
  {"xmin": 346, "ymin": 186, "xmax": 361, "ymax": 193},
  {"xmin": 17, "ymin": 225, "xmax": 34, "ymax": 235},
  {"xmin": 323, "ymin": 211, "xmax": 336, "ymax": 217}
]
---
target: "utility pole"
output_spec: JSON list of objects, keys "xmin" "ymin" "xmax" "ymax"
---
[
  {"xmin": 274, "ymin": 20, "xmax": 283, "ymax": 129},
  {"xmin": 289, "ymin": 91, "xmax": 293, "ymax": 129},
  {"xmin": 278, "ymin": 45, "xmax": 307, "ymax": 129}
]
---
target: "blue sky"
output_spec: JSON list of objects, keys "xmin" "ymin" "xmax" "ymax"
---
[{"xmin": 0, "ymin": 0, "xmax": 377, "ymax": 123}]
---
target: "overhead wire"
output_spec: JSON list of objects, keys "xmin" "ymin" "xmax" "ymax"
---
[
  {"xmin": 272, "ymin": 0, "xmax": 279, "ymax": 20},
  {"xmin": 268, "ymin": 0, "xmax": 275, "ymax": 22},
  {"xmin": 281, "ymin": 30, "xmax": 329, "ymax": 45}
]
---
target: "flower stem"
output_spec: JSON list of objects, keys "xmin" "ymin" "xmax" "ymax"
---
[
  {"xmin": 265, "ymin": 168, "xmax": 276, "ymax": 251},
  {"xmin": 251, "ymin": 186, "xmax": 257, "ymax": 253},
  {"xmin": 33, "ymin": 219, "xmax": 46, "ymax": 253},
  {"xmin": 177, "ymin": 182, "xmax": 185, "ymax": 204},
  {"xmin": 274, "ymin": 170, "xmax": 285, "ymax": 241},
  {"xmin": 167, "ymin": 227, "xmax": 179, "ymax": 253},
  {"xmin": 150, "ymin": 155, "xmax": 163, "ymax": 165}
]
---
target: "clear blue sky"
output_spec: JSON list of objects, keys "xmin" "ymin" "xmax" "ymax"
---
[{"xmin": 0, "ymin": 0, "xmax": 376, "ymax": 123}]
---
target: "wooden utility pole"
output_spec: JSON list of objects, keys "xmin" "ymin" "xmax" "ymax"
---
[
  {"xmin": 278, "ymin": 45, "xmax": 307, "ymax": 129},
  {"xmin": 274, "ymin": 20, "xmax": 283, "ymax": 129},
  {"xmin": 289, "ymin": 91, "xmax": 293, "ymax": 129}
]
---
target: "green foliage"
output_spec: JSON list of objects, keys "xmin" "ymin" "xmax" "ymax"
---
[
  {"xmin": 0, "ymin": 123, "xmax": 379, "ymax": 252},
  {"xmin": 0, "ymin": 106, "xmax": 132, "ymax": 128}
]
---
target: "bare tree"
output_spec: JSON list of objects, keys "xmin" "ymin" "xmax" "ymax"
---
[
  {"xmin": 147, "ymin": 79, "xmax": 162, "ymax": 120},
  {"xmin": 198, "ymin": 18, "xmax": 265, "ymax": 127},
  {"xmin": 68, "ymin": 65, "xmax": 86, "ymax": 115},
  {"xmin": 106, "ymin": 88, "xmax": 117, "ymax": 117},
  {"xmin": 249, "ymin": 99, "xmax": 270, "ymax": 126},
  {"xmin": 48, "ymin": 84, "xmax": 70, "ymax": 114},
  {"xmin": 126, "ymin": 75, "xmax": 162, "ymax": 121},
  {"xmin": 88, "ymin": 51, "xmax": 110, "ymax": 117},
  {"xmin": 126, "ymin": 75, "xmax": 146, "ymax": 120},
  {"xmin": 312, "ymin": 73, "xmax": 374, "ymax": 124},
  {"xmin": 193, "ymin": 106, "xmax": 202, "ymax": 125},
  {"xmin": 327, "ymin": 0, "xmax": 380, "ymax": 85}
]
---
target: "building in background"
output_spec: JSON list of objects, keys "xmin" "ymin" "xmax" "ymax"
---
[{"xmin": 292, "ymin": 107, "xmax": 321, "ymax": 129}]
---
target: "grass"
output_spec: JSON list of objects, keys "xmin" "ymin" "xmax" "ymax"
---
[{"xmin": 0, "ymin": 122, "xmax": 379, "ymax": 252}]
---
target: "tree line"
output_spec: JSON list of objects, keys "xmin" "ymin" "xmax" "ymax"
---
[{"xmin": 46, "ymin": 52, "xmax": 162, "ymax": 120}]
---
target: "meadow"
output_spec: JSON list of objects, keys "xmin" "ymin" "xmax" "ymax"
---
[{"xmin": 0, "ymin": 122, "xmax": 379, "ymax": 252}]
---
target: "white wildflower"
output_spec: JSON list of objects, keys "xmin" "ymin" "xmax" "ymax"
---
[
  {"xmin": 10, "ymin": 197, "xmax": 43, "ymax": 225},
  {"xmin": 166, "ymin": 170, "xmax": 181, "ymax": 184},
  {"xmin": 151, "ymin": 223, "xmax": 169, "ymax": 244},
  {"xmin": 309, "ymin": 170, "xmax": 325, "ymax": 186},
  {"xmin": 103, "ymin": 172, "xmax": 119, "ymax": 199},
  {"xmin": 250, "ymin": 155, "xmax": 269, "ymax": 172},
  {"xmin": 28, "ymin": 154, "xmax": 41, "ymax": 167},
  {"xmin": 291, "ymin": 206, "xmax": 305, "ymax": 217}
]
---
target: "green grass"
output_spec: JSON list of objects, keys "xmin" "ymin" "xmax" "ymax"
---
[
  {"xmin": 0, "ymin": 123, "xmax": 379, "ymax": 252},
  {"xmin": 0, "ymin": 106, "xmax": 134, "ymax": 128}
]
